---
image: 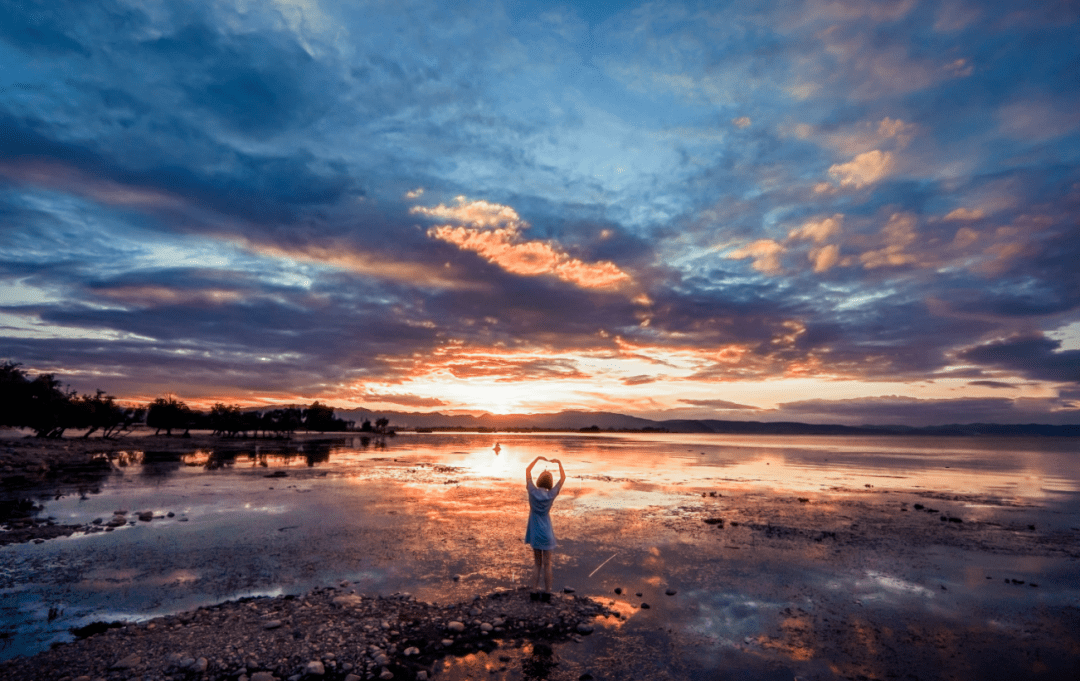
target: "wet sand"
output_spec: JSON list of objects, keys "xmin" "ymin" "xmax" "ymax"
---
[{"xmin": 2, "ymin": 433, "xmax": 1079, "ymax": 680}]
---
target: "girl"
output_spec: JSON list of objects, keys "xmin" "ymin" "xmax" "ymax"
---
[{"xmin": 524, "ymin": 455, "xmax": 566, "ymax": 601}]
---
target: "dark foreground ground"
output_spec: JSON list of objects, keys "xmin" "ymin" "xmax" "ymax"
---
[{"xmin": 0, "ymin": 585, "xmax": 612, "ymax": 681}]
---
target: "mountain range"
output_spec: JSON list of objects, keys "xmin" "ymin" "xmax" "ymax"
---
[{"xmin": 335, "ymin": 409, "xmax": 1079, "ymax": 437}]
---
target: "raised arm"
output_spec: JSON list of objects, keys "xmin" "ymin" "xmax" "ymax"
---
[
  {"xmin": 551, "ymin": 458, "xmax": 566, "ymax": 493},
  {"xmin": 526, "ymin": 456, "xmax": 546, "ymax": 487}
]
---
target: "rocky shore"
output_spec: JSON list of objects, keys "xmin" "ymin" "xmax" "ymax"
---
[{"xmin": 0, "ymin": 585, "xmax": 613, "ymax": 681}]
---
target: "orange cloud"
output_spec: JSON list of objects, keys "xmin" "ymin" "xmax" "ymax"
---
[
  {"xmin": 415, "ymin": 197, "xmax": 632, "ymax": 289},
  {"xmin": 828, "ymin": 149, "xmax": 894, "ymax": 188},
  {"xmin": 789, "ymin": 214, "xmax": 843, "ymax": 243},
  {"xmin": 727, "ymin": 238, "xmax": 786, "ymax": 274},
  {"xmin": 860, "ymin": 213, "xmax": 919, "ymax": 268}
]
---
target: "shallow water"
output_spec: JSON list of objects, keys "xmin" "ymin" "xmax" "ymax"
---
[{"xmin": 2, "ymin": 432, "xmax": 1079, "ymax": 678}]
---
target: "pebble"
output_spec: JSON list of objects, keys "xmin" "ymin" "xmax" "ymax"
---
[
  {"xmin": 344, "ymin": 675, "xmax": 362, "ymax": 681},
  {"xmin": 480, "ymin": 623, "xmax": 493, "ymax": 632},
  {"xmin": 137, "ymin": 511, "xmax": 153, "ymax": 522},
  {"xmin": 416, "ymin": 672, "xmax": 429, "ymax": 681},
  {"xmin": 374, "ymin": 654, "xmax": 390, "ymax": 666},
  {"xmin": 666, "ymin": 588, "xmax": 677, "ymax": 596},
  {"xmin": 404, "ymin": 646, "xmax": 420, "ymax": 656},
  {"xmin": 563, "ymin": 586, "xmax": 576, "ymax": 593},
  {"xmin": 379, "ymin": 668, "xmax": 394, "ymax": 679},
  {"xmin": 305, "ymin": 660, "xmax": 325, "ymax": 676},
  {"xmin": 447, "ymin": 621, "xmax": 466, "ymax": 632},
  {"xmin": 263, "ymin": 619, "xmax": 284, "ymax": 630},
  {"xmin": 251, "ymin": 673, "xmax": 276, "ymax": 681},
  {"xmin": 111, "ymin": 654, "xmax": 141, "ymax": 669}
]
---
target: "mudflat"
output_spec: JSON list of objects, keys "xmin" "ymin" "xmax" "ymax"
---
[{"xmin": 1, "ymin": 432, "xmax": 1078, "ymax": 680}]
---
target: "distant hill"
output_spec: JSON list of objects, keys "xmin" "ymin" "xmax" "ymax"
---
[{"xmin": 334, "ymin": 409, "xmax": 1080, "ymax": 436}]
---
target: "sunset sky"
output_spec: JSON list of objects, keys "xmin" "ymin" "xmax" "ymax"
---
[{"xmin": 2, "ymin": 0, "xmax": 1079, "ymax": 425}]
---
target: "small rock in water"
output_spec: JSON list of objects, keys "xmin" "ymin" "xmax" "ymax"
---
[
  {"xmin": 640, "ymin": 602, "xmax": 651, "ymax": 609},
  {"xmin": 613, "ymin": 587, "xmax": 622, "ymax": 595},
  {"xmin": 576, "ymin": 623, "xmax": 594, "ymax": 634},
  {"xmin": 305, "ymin": 660, "xmax": 325, "ymax": 676},
  {"xmin": 665, "ymin": 588, "xmax": 677, "ymax": 596},
  {"xmin": 635, "ymin": 592, "xmax": 642, "ymax": 597},
  {"xmin": 137, "ymin": 511, "xmax": 153, "ymax": 522},
  {"xmin": 563, "ymin": 586, "xmax": 576, "ymax": 593},
  {"xmin": 167, "ymin": 511, "xmax": 175, "ymax": 518},
  {"xmin": 453, "ymin": 574, "xmax": 461, "ymax": 582}
]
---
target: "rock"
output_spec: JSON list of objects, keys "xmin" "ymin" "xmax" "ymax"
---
[
  {"xmin": 179, "ymin": 516, "xmax": 189, "ymax": 521},
  {"xmin": 441, "ymin": 639, "xmax": 453, "ymax": 647},
  {"xmin": 305, "ymin": 660, "xmax": 325, "ymax": 676},
  {"xmin": 374, "ymin": 654, "xmax": 390, "ymax": 666},
  {"xmin": 137, "ymin": 511, "xmax": 153, "ymax": 522},
  {"xmin": 563, "ymin": 586, "xmax": 575, "ymax": 593},
  {"xmin": 614, "ymin": 587, "xmax": 622, "ymax": 595},
  {"xmin": 447, "ymin": 621, "xmax": 465, "ymax": 632},
  {"xmin": 379, "ymin": 668, "xmax": 394, "ymax": 680},
  {"xmin": 251, "ymin": 673, "xmax": 276, "ymax": 681},
  {"xmin": 263, "ymin": 619, "xmax": 284, "ymax": 629},
  {"xmin": 665, "ymin": 588, "xmax": 677, "ymax": 596},
  {"xmin": 404, "ymin": 646, "xmax": 419, "ymax": 656},
  {"xmin": 107, "ymin": 515, "xmax": 127, "ymax": 527},
  {"xmin": 111, "ymin": 654, "xmax": 141, "ymax": 669},
  {"xmin": 640, "ymin": 602, "xmax": 651, "ymax": 609},
  {"xmin": 190, "ymin": 657, "xmax": 208, "ymax": 673},
  {"xmin": 91, "ymin": 518, "xmax": 103, "ymax": 525},
  {"xmin": 576, "ymin": 623, "xmax": 594, "ymax": 634},
  {"xmin": 469, "ymin": 607, "xmax": 482, "ymax": 616},
  {"xmin": 635, "ymin": 592, "xmax": 642, "ymax": 597},
  {"xmin": 333, "ymin": 594, "xmax": 363, "ymax": 607},
  {"xmin": 344, "ymin": 675, "xmax": 362, "ymax": 681},
  {"xmin": 480, "ymin": 623, "xmax": 493, "ymax": 632},
  {"xmin": 416, "ymin": 672, "xmax": 429, "ymax": 681},
  {"xmin": 167, "ymin": 511, "xmax": 175, "ymax": 517},
  {"xmin": 453, "ymin": 574, "xmax": 461, "ymax": 582}
]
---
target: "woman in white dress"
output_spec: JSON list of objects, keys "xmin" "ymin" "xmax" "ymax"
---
[{"xmin": 524, "ymin": 456, "xmax": 565, "ymax": 601}]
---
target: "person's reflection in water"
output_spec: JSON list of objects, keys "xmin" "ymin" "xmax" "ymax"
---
[
  {"xmin": 524, "ymin": 456, "xmax": 566, "ymax": 602},
  {"xmin": 521, "ymin": 642, "xmax": 556, "ymax": 680}
]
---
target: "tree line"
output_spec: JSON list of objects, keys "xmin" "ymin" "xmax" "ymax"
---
[{"xmin": 0, "ymin": 361, "xmax": 377, "ymax": 439}]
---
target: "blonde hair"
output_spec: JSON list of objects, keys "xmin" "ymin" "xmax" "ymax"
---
[{"xmin": 537, "ymin": 470, "xmax": 554, "ymax": 490}]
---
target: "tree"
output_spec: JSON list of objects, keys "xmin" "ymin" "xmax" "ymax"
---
[
  {"xmin": 146, "ymin": 396, "xmax": 194, "ymax": 436},
  {"xmin": 303, "ymin": 401, "xmax": 347, "ymax": 432},
  {"xmin": 73, "ymin": 390, "xmax": 144, "ymax": 439}
]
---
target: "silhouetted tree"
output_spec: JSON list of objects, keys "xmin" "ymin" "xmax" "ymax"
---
[
  {"xmin": 303, "ymin": 401, "xmax": 348, "ymax": 432},
  {"xmin": 146, "ymin": 396, "xmax": 195, "ymax": 436},
  {"xmin": 74, "ymin": 390, "xmax": 144, "ymax": 439},
  {"xmin": 265, "ymin": 407, "xmax": 302, "ymax": 437}
]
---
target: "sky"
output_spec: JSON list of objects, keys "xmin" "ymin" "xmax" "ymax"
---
[{"xmin": 1, "ymin": 0, "xmax": 1079, "ymax": 426}]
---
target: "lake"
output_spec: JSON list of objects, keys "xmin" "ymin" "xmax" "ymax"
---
[{"xmin": 2, "ymin": 431, "xmax": 1079, "ymax": 679}]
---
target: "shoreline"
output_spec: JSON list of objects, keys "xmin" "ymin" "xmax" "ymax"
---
[{"xmin": 0, "ymin": 585, "xmax": 614, "ymax": 681}]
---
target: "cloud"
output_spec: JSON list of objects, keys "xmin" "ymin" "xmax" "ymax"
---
[
  {"xmin": 958, "ymin": 334, "xmax": 1080, "ymax": 384},
  {"xmin": 416, "ymin": 198, "xmax": 632, "ymax": 289},
  {"xmin": 828, "ymin": 150, "xmax": 894, "ymax": 188},
  {"xmin": 789, "ymin": 214, "xmax": 843, "ymax": 243},
  {"xmin": 732, "ymin": 116, "xmax": 752, "ymax": 128},
  {"xmin": 727, "ymin": 239, "xmax": 786, "ymax": 274},
  {"xmin": 859, "ymin": 213, "xmax": 919, "ymax": 269},
  {"xmin": 967, "ymin": 380, "xmax": 1015, "ymax": 389},
  {"xmin": 679, "ymin": 398, "xmax": 760, "ymax": 410},
  {"xmin": 944, "ymin": 207, "xmax": 985, "ymax": 221}
]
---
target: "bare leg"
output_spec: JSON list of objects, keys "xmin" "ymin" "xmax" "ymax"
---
[
  {"xmin": 531, "ymin": 549, "xmax": 543, "ymax": 591},
  {"xmin": 542, "ymin": 550, "xmax": 553, "ymax": 593}
]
